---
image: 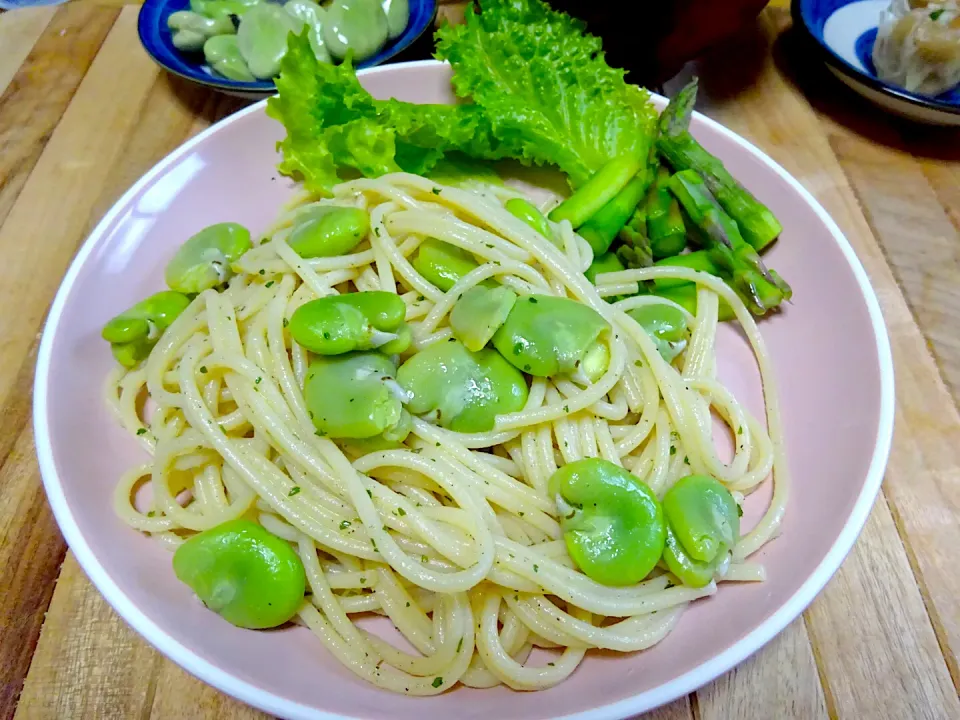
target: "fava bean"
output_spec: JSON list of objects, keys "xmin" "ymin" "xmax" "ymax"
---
[
  {"xmin": 661, "ymin": 474, "xmax": 739, "ymax": 588},
  {"xmin": 304, "ymin": 352, "xmax": 404, "ymax": 439},
  {"xmin": 492, "ymin": 295, "xmax": 609, "ymax": 381},
  {"xmin": 191, "ymin": 0, "xmax": 258, "ymax": 21},
  {"xmin": 204, "ymin": 35, "xmax": 256, "ymax": 81},
  {"xmin": 288, "ymin": 291, "xmax": 409, "ymax": 355},
  {"xmin": 287, "ymin": 206, "xmax": 370, "ymax": 258},
  {"xmin": 449, "ymin": 285, "xmax": 517, "ymax": 352},
  {"xmin": 397, "ymin": 339, "xmax": 528, "ymax": 433},
  {"xmin": 626, "ymin": 303, "xmax": 689, "ymax": 364},
  {"xmin": 102, "ymin": 291, "xmax": 191, "ymax": 368},
  {"xmin": 173, "ymin": 519, "xmax": 305, "ymax": 629},
  {"xmin": 380, "ymin": 0, "xmax": 409, "ymax": 39},
  {"xmin": 412, "ymin": 238, "xmax": 480, "ymax": 292},
  {"xmin": 165, "ymin": 222, "xmax": 252, "ymax": 294},
  {"xmin": 168, "ymin": 10, "xmax": 235, "ymax": 52},
  {"xmin": 284, "ymin": 0, "xmax": 332, "ymax": 62},
  {"xmin": 237, "ymin": 2, "xmax": 300, "ymax": 79},
  {"xmin": 324, "ymin": 0, "xmax": 389, "ymax": 63},
  {"xmin": 505, "ymin": 197, "xmax": 556, "ymax": 245},
  {"xmin": 549, "ymin": 458, "xmax": 666, "ymax": 586}
]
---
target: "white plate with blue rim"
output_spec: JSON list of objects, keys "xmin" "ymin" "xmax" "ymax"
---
[{"xmin": 792, "ymin": 0, "xmax": 960, "ymax": 125}]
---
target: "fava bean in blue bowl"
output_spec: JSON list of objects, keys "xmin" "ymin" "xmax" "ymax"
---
[
  {"xmin": 138, "ymin": 0, "xmax": 437, "ymax": 98},
  {"xmin": 792, "ymin": 0, "xmax": 960, "ymax": 125}
]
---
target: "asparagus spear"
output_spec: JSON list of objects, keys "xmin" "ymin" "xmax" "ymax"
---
[
  {"xmin": 646, "ymin": 167, "xmax": 686, "ymax": 258},
  {"xmin": 578, "ymin": 170, "xmax": 653, "ymax": 255},
  {"xmin": 655, "ymin": 283, "xmax": 735, "ymax": 322},
  {"xmin": 585, "ymin": 251, "xmax": 626, "ymax": 285},
  {"xmin": 550, "ymin": 154, "xmax": 646, "ymax": 229},
  {"xmin": 652, "ymin": 249, "xmax": 720, "ymax": 290},
  {"xmin": 668, "ymin": 169, "xmax": 790, "ymax": 315},
  {"xmin": 615, "ymin": 208, "xmax": 653, "ymax": 269},
  {"xmin": 657, "ymin": 79, "xmax": 783, "ymax": 251}
]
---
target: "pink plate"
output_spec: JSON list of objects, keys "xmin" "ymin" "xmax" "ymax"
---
[{"xmin": 33, "ymin": 61, "xmax": 894, "ymax": 720}]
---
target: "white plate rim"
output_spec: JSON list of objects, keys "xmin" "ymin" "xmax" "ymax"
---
[{"xmin": 32, "ymin": 59, "xmax": 896, "ymax": 720}]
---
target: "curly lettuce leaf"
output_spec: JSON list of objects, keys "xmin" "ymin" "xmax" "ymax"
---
[
  {"xmin": 435, "ymin": 0, "xmax": 658, "ymax": 187},
  {"xmin": 267, "ymin": 33, "xmax": 508, "ymax": 194}
]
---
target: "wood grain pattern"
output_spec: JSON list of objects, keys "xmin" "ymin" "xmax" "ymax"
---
[
  {"xmin": 0, "ymin": 7, "xmax": 55, "ymax": 98},
  {"xmin": 1, "ymin": 3, "xmax": 959, "ymax": 719},
  {"xmin": 0, "ymin": 4, "xmax": 119, "ymax": 233}
]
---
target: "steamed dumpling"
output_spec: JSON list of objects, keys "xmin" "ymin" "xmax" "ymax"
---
[{"xmin": 872, "ymin": 0, "xmax": 960, "ymax": 95}]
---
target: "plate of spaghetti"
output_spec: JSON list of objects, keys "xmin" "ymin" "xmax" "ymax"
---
[{"xmin": 33, "ymin": 1, "xmax": 894, "ymax": 718}]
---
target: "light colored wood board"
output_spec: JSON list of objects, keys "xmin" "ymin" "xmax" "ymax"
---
[
  {"xmin": 919, "ymin": 161, "xmax": 960, "ymax": 246},
  {"xmin": 148, "ymin": 662, "xmax": 268, "ymax": 719},
  {"xmin": 696, "ymin": 619, "xmax": 828, "ymax": 720},
  {"xmin": 0, "ymin": 7, "xmax": 56, "ymax": 98},
  {"xmin": 0, "ymin": 5, "xmax": 119, "ymax": 231},
  {"xmin": 878, "ymin": 332, "xmax": 960, "ymax": 688},
  {"xmin": 14, "ymin": 557, "xmax": 162, "ymax": 720},
  {"xmin": 639, "ymin": 695, "xmax": 694, "ymax": 720},
  {"xmin": 0, "ymin": 6, "xmax": 157, "ymax": 411},
  {"xmin": 0, "ymin": 422, "xmax": 66, "ymax": 718},
  {"xmin": 824, "ymin": 128, "xmax": 960, "ymax": 402},
  {"xmin": 805, "ymin": 496, "xmax": 960, "ymax": 719}
]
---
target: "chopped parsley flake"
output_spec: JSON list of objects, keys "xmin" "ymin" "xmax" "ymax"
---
[
  {"xmin": 670, "ymin": 445, "xmax": 676, "ymax": 455},
  {"xmin": 340, "ymin": 520, "xmax": 351, "ymax": 529},
  {"xmin": 529, "ymin": 297, "xmax": 538, "ymax": 304},
  {"xmin": 397, "ymin": 507, "xmax": 406, "ymax": 516},
  {"xmin": 737, "ymin": 504, "xmax": 744, "ymax": 517},
  {"xmin": 259, "ymin": 269, "xmax": 265, "ymax": 275},
  {"xmin": 288, "ymin": 486, "xmax": 301, "ymax": 497},
  {"xmin": 146, "ymin": 510, "xmax": 155, "ymax": 517},
  {"xmin": 265, "ymin": 281, "xmax": 274, "ymax": 288},
  {"xmin": 432, "ymin": 677, "xmax": 443, "ymax": 688},
  {"xmin": 359, "ymin": 577, "xmax": 366, "ymax": 584},
  {"xmin": 255, "ymin": 376, "xmax": 262, "ymax": 384},
  {"xmin": 533, "ymin": 564, "xmax": 539, "ymax": 572},
  {"xmin": 405, "ymin": 601, "xmax": 410, "ymax": 607},
  {"xmin": 930, "ymin": 8, "xmax": 944, "ymax": 19},
  {"xmin": 199, "ymin": 366, "xmax": 208, "ymax": 374},
  {"xmin": 431, "ymin": 188, "xmax": 442, "ymax": 195},
  {"xmin": 456, "ymin": 637, "xmax": 464, "ymax": 652},
  {"xmin": 283, "ymin": 318, "xmax": 289, "ymax": 327},
  {"xmin": 136, "ymin": 428, "xmax": 147, "ymax": 436}
]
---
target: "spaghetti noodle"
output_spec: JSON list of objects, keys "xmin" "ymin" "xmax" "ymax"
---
[{"xmin": 106, "ymin": 172, "xmax": 787, "ymax": 694}]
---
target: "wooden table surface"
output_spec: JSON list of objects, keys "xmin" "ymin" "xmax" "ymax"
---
[{"xmin": 1, "ymin": 3, "xmax": 958, "ymax": 719}]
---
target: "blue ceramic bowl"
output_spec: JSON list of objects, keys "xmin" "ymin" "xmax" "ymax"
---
[
  {"xmin": 138, "ymin": 0, "xmax": 437, "ymax": 98},
  {"xmin": 792, "ymin": 0, "xmax": 960, "ymax": 125}
]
